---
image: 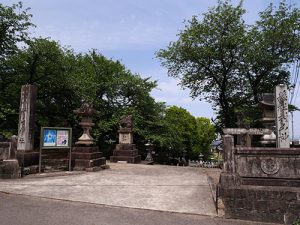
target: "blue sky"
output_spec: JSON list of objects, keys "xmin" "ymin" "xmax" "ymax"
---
[{"xmin": 2, "ymin": 0, "xmax": 300, "ymax": 138}]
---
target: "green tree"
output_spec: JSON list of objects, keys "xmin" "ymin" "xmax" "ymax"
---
[
  {"xmin": 242, "ymin": 1, "xmax": 300, "ymax": 102},
  {"xmin": 159, "ymin": 106, "xmax": 198, "ymax": 161},
  {"xmin": 70, "ymin": 50, "xmax": 165, "ymax": 158},
  {"xmin": 195, "ymin": 117, "xmax": 216, "ymax": 160},
  {"xmin": 157, "ymin": 0, "xmax": 300, "ymax": 130},
  {"xmin": 0, "ymin": 2, "xmax": 34, "ymax": 136},
  {"xmin": 0, "ymin": 38, "xmax": 80, "ymax": 138},
  {"xmin": 0, "ymin": 2, "xmax": 33, "ymax": 61},
  {"xmin": 157, "ymin": 0, "xmax": 246, "ymax": 128}
]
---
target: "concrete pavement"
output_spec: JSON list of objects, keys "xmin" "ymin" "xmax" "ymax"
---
[
  {"xmin": 0, "ymin": 163, "xmax": 280, "ymax": 225},
  {"xmin": 0, "ymin": 193, "xmax": 275, "ymax": 225},
  {"xmin": 0, "ymin": 163, "xmax": 216, "ymax": 216}
]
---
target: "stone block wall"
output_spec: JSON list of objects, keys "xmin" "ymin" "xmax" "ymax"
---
[
  {"xmin": 0, "ymin": 142, "xmax": 10, "ymax": 160},
  {"xmin": 219, "ymin": 184, "xmax": 300, "ymax": 224},
  {"xmin": 218, "ymin": 135, "xmax": 300, "ymax": 224}
]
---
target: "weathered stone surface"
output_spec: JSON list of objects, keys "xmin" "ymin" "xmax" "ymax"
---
[
  {"xmin": 0, "ymin": 159, "xmax": 20, "ymax": 179},
  {"xmin": 113, "ymin": 149, "xmax": 138, "ymax": 156},
  {"xmin": 223, "ymin": 135, "xmax": 235, "ymax": 173},
  {"xmin": 72, "ymin": 104, "xmax": 106, "ymax": 171},
  {"xmin": 110, "ymin": 115, "xmax": 141, "ymax": 164},
  {"xmin": 17, "ymin": 85, "xmax": 37, "ymax": 152},
  {"xmin": 223, "ymin": 128, "xmax": 272, "ymax": 135},
  {"xmin": 110, "ymin": 155, "xmax": 141, "ymax": 163},
  {"xmin": 71, "ymin": 145, "xmax": 106, "ymax": 171},
  {"xmin": 0, "ymin": 142, "xmax": 9, "ymax": 160},
  {"xmin": 219, "ymin": 134, "xmax": 300, "ymax": 224},
  {"xmin": 218, "ymin": 185, "xmax": 300, "ymax": 224},
  {"xmin": 235, "ymin": 147, "xmax": 300, "ymax": 180},
  {"xmin": 275, "ymin": 84, "xmax": 289, "ymax": 148}
]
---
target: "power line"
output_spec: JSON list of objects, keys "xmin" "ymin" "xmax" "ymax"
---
[{"xmin": 293, "ymin": 64, "xmax": 300, "ymax": 106}]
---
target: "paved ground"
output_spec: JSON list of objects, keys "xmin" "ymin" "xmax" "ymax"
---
[
  {"xmin": 0, "ymin": 192, "xmax": 275, "ymax": 225},
  {"xmin": 0, "ymin": 163, "xmax": 279, "ymax": 225},
  {"xmin": 0, "ymin": 163, "xmax": 217, "ymax": 216}
]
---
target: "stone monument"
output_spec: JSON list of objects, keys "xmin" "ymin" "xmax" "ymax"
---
[
  {"xmin": 17, "ymin": 85, "xmax": 39, "ymax": 168},
  {"xmin": 71, "ymin": 103, "xmax": 106, "ymax": 171},
  {"xmin": 275, "ymin": 84, "xmax": 289, "ymax": 148},
  {"xmin": 110, "ymin": 115, "xmax": 141, "ymax": 163}
]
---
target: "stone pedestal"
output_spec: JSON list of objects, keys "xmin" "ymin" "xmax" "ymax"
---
[
  {"xmin": 110, "ymin": 116, "xmax": 141, "ymax": 163},
  {"xmin": 71, "ymin": 145, "xmax": 106, "ymax": 171},
  {"xmin": 110, "ymin": 143, "xmax": 141, "ymax": 163}
]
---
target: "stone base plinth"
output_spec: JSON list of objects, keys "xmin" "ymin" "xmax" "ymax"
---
[
  {"xmin": 110, "ymin": 155, "xmax": 141, "ymax": 163},
  {"xmin": 110, "ymin": 144, "xmax": 141, "ymax": 163},
  {"xmin": 40, "ymin": 148, "xmax": 69, "ymax": 171},
  {"xmin": 16, "ymin": 150, "xmax": 39, "ymax": 167},
  {"xmin": 71, "ymin": 145, "xmax": 106, "ymax": 171},
  {"xmin": 0, "ymin": 159, "xmax": 21, "ymax": 179}
]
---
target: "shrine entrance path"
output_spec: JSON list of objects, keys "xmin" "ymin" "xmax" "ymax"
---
[{"xmin": 0, "ymin": 163, "xmax": 217, "ymax": 216}]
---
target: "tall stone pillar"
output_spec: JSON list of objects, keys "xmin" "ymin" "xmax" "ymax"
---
[
  {"xmin": 275, "ymin": 84, "xmax": 289, "ymax": 148},
  {"xmin": 222, "ymin": 135, "xmax": 235, "ymax": 173},
  {"xmin": 17, "ymin": 85, "xmax": 38, "ymax": 167}
]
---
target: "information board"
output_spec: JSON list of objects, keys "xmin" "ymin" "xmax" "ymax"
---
[
  {"xmin": 41, "ymin": 127, "xmax": 71, "ymax": 149},
  {"xmin": 39, "ymin": 127, "xmax": 72, "ymax": 173}
]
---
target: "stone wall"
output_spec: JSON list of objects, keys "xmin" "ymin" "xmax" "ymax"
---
[
  {"xmin": 218, "ymin": 135, "xmax": 300, "ymax": 224},
  {"xmin": 0, "ymin": 142, "xmax": 10, "ymax": 160},
  {"xmin": 0, "ymin": 137, "xmax": 20, "ymax": 179},
  {"xmin": 219, "ymin": 185, "xmax": 300, "ymax": 224}
]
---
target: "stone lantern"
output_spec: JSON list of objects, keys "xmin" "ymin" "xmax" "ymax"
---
[
  {"xmin": 145, "ymin": 140, "xmax": 154, "ymax": 162},
  {"xmin": 71, "ymin": 103, "xmax": 106, "ymax": 171},
  {"xmin": 73, "ymin": 103, "xmax": 95, "ymax": 146}
]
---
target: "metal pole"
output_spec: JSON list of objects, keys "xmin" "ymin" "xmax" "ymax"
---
[
  {"xmin": 39, "ymin": 128, "xmax": 43, "ymax": 173},
  {"xmin": 69, "ymin": 129, "xmax": 72, "ymax": 172},
  {"xmin": 292, "ymin": 111, "xmax": 294, "ymax": 142}
]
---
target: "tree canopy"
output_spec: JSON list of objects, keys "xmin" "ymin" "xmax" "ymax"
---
[
  {"xmin": 157, "ymin": 0, "xmax": 300, "ymax": 130},
  {"xmin": 0, "ymin": 2, "xmax": 217, "ymax": 163}
]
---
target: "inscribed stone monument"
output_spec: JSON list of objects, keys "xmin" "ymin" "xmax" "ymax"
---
[
  {"xmin": 275, "ymin": 84, "xmax": 289, "ymax": 148},
  {"xmin": 17, "ymin": 85, "xmax": 39, "ymax": 167},
  {"xmin": 17, "ymin": 85, "xmax": 37, "ymax": 151}
]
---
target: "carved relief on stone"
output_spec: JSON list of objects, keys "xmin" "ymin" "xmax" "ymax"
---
[{"xmin": 261, "ymin": 158, "xmax": 280, "ymax": 175}]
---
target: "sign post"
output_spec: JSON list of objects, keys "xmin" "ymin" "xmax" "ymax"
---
[{"xmin": 39, "ymin": 127, "xmax": 72, "ymax": 173}]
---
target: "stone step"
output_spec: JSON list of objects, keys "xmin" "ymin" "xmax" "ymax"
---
[
  {"xmin": 72, "ymin": 146, "xmax": 99, "ymax": 153},
  {"xmin": 113, "ymin": 150, "xmax": 138, "ymax": 157},
  {"xmin": 110, "ymin": 155, "xmax": 141, "ymax": 164},
  {"xmin": 72, "ymin": 157, "xmax": 106, "ymax": 168},
  {"xmin": 115, "ymin": 144, "xmax": 136, "ymax": 151},
  {"xmin": 71, "ymin": 152, "xmax": 102, "ymax": 160}
]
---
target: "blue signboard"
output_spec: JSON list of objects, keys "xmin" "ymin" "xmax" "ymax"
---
[
  {"xmin": 41, "ymin": 127, "xmax": 71, "ymax": 149},
  {"xmin": 43, "ymin": 129, "xmax": 57, "ymax": 147}
]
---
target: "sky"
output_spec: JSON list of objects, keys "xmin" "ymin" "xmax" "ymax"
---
[{"xmin": 2, "ymin": 0, "xmax": 300, "ymax": 139}]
